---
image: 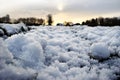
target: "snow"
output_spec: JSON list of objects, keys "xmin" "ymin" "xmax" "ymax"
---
[
  {"xmin": 0, "ymin": 24, "xmax": 120, "ymax": 80},
  {"xmin": 5, "ymin": 33, "xmax": 45, "ymax": 69},
  {"xmin": 0, "ymin": 38, "xmax": 36, "ymax": 80},
  {"xmin": 0, "ymin": 23, "xmax": 29, "ymax": 36},
  {"xmin": 90, "ymin": 43, "xmax": 110, "ymax": 60},
  {"xmin": 0, "ymin": 38, "xmax": 13, "ymax": 60},
  {"xmin": 0, "ymin": 29, "xmax": 4, "ymax": 36}
]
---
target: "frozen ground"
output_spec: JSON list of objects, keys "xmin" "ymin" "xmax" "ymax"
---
[{"xmin": 0, "ymin": 25, "xmax": 120, "ymax": 80}]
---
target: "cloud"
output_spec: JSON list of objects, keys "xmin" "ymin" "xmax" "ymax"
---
[
  {"xmin": 0, "ymin": 0, "xmax": 120, "ymax": 21},
  {"xmin": 62, "ymin": 0, "xmax": 120, "ymax": 14}
]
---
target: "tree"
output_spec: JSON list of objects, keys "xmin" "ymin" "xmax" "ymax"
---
[
  {"xmin": 47, "ymin": 14, "xmax": 53, "ymax": 26},
  {"xmin": 81, "ymin": 17, "xmax": 120, "ymax": 27},
  {"xmin": 5, "ymin": 14, "xmax": 10, "ymax": 23},
  {"xmin": 0, "ymin": 14, "xmax": 10, "ymax": 23},
  {"xmin": 64, "ymin": 21, "xmax": 73, "ymax": 26}
]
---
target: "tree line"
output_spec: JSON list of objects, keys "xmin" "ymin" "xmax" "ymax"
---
[
  {"xmin": 0, "ymin": 14, "xmax": 120, "ymax": 26},
  {"xmin": 0, "ymin": 14, "xmax": 53, "ymax": 26},
  {"xmin": 82, "ymin": 17, "xmax": 120, "ymax": 26},
  {"xmin": 57, "ymin": 17, "xmax": 120, "ymax": 27}
]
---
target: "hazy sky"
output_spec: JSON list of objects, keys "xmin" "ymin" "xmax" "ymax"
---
[{"xmin": 0, "ymin": 0, "xmax": 120, "ymax": 24}]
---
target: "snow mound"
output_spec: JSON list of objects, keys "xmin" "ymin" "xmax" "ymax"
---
[
  {"xmin": 90, "ymin": 43, "xmax": 110, "ymax": 60},
  {"xmin": 0, "ymin": 23, "xmax": 29, "ymax": 36},
  {"xmin": 5, "ymin": 33, "xmax": 45, "ymax": 69}
]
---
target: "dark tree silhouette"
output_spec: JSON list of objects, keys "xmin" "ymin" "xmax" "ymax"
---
[
  {"xmin": 0, "ymin": 15, "xmax": 45, "ymax": 26},
  {"xmin": 64, "ymin": 21, "xmax": 73, "ymax": 26},
  {"xmin": 0, "ymin": 14, "xmax": 10, "ymax": 23},
  {"xmin": 47, "ymin": 14, "xmax": 53, "ymax": 26},
  {"xmin": 17, "ymin": 17, "xmax": 45, "ymax": 26},
  {"xmin": 82, "ymin": 17, "xmax": 120, "ymax": 27}
]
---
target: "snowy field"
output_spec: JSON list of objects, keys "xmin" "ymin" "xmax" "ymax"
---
[{"xmin": 0, "ymin": 24, "xmax": 120, "ymax": 80}]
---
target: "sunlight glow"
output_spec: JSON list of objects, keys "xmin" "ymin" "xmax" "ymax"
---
[{"xmin": 58, "ymin": 4, "xmax": 64, "ymax": 11}]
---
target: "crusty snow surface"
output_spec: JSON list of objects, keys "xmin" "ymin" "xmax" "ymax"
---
[{"xmin": 0, "ymin": 25, "xmax": 120, "ymax": 80}]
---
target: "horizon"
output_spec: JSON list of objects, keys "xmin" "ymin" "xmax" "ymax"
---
[{"xmin": 0, "ymin": 0, "xmax": 120, "ymax": 24}]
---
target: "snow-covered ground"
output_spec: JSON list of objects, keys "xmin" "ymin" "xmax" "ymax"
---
[
  {"xmin": 0, "ymin": 23, "xmax": 31, "ymax": 37},
  {"xmin": 0, "ymin": 25, "xmax": 120, "ymax": 80}
]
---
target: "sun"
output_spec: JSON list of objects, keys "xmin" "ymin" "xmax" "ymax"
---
[{"xmin": 58, "ymin": 4, "xmax": 64, "ymax": 11}]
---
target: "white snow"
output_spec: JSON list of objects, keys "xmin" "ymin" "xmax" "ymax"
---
[
  {"xmin": 0, "ymin": 23, "xmax": 28, "ymax": 36},
  {"xmin": 0, "ymin": 38, "xmax": 13, "ymax": 60},
  {"xmin": 0, "ymin": 24, "xmax": 120, "ymax": 80},
  {"xmin": 0, "ymin": 29, "xmax": 4, "ymax": 35},
  {"xmin": 90, "ymin": 43, "xmax": 110, "ymax": 60}
]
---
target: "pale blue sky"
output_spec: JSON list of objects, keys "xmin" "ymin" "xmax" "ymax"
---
[{"xmin": 0, "ymin": 0, "xmax": 120, "ymax": 24}]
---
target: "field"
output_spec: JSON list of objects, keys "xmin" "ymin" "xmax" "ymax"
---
[{"xmin": 0, "ymin": 24, "xmax": 120, "ymax": 80}]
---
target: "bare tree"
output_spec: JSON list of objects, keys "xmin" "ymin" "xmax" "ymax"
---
[{"xmin": 47, "ymin": 14, "xmax": 53, "ymax": 26}]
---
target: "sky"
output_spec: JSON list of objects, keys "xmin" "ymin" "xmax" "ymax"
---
[{"xmin": 0, "ymin": 0, "xmax": 120, "ymax": 24}]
